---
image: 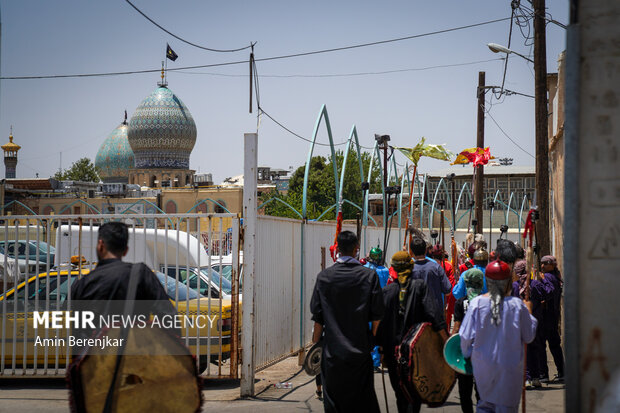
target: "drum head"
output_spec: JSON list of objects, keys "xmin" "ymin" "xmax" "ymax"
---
[
  {"xmin": 406, "ymin": 322, "xmax": 456, "ymax": 406},
  {"xmin": 303, "ymin": 342, "xmax": 322, "ymax": 376},
  {"xmin": 443, "ymin": 334, "xmax": 473, "ymax": 375}
]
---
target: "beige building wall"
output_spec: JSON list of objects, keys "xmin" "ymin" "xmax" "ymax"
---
[
  {"xmin": 548, "ymin": 51, "xmax": 565, "ymax": 272},
  {"xmin": 20, "ymin": 187, "xmax": 243, "ymax": 217}
]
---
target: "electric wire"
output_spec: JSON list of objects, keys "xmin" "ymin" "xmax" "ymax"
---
[
  {"xmin": 253, "ymin": 17, "xmax": 511, "ymax": 63},
  {"xmin": 175, "ymin": 58, "xmax": 504, "ymax": 78},
  {"xmin": 499, "ymin": 7, "xmax": 516, "ymax": 95},
  {"xmin": 1, "ymin": 17, "xmax": 511, "ymax": 80},
  {"xmin": 484, "ymin": 106, "xmax": 535, "ymax": 159},
  {"xmin": 125, "ymin": 0, "xmax": 253, "ymax": 53},
  {"xmin": 259, "ymin": 108, "xmax": 348, "ymax": 147}
]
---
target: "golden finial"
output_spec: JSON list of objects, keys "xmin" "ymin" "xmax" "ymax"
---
[
  {"xmin": 158, "ymin": 61, "xmax": 168, "ymax": 87},
  {"xmin": 2, "ymin": 125, "xmax": 21, "ymax": 152}
]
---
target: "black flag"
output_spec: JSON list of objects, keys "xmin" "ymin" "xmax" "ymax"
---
[{"xmin": 166, "ymin": 44, "xmax": 178, "ymax": 61}]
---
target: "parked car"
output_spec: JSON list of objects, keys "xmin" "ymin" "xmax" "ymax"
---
[
  {"xmin": 0, "ymin": 240, "xmax": 56, "ymax": 265},
  {"xmin": 0, "ymin": 269, "xmax": 232, "ymax": 372},
  {"xmin": 210, "ymin": 252, "xmax": 243, "ymax": 288},
  {"xmin": 0, "ymin": 240, "xmax": 55, "ymax": 281},
  {"xmin": 162, "ymin": 266, "xmax": 232, "ymax": 298}
]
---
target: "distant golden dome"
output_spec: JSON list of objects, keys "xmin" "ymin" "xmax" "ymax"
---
[{"xmin": 1, "ymin": 134, "xmax": 21, "ymax": 152}]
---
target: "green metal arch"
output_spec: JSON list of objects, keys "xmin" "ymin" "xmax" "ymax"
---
[
  {"xmin": 1, "ymin": 200, "xmax": 38, "ymax": 216},
  {"xmin": 58, "ymin": 199, "xmax": 101, "ymax": 215},
  {"xmin": 338, "ymin": 125, "xmax": 365, "ymax": 207},
  {"xmin": 117, "ymin": 199, "xmax": 166, "ymax": 215},
  {"xmin": 302, "ymin": 105, "xmax": 340, "ymax": 219},
  {"xmin": 429, "ymin": 177, "xmax": 453, "ymax": 230},
  {"xmin": 257, "ymin": 197, "xmax": 303, "ymax": 219}
]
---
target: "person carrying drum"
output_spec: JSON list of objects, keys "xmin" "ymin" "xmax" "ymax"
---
[{"xmin": 376, "ymin": 250, "xmax": 447, "ymax": 413}]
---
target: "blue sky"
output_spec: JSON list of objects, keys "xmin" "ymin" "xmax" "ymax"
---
[{"xmin": 0, "ymin": 0, "xmax": 568, "ymax": 183}]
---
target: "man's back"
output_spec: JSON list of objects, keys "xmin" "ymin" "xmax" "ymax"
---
[
  {"xmin": 71, "ymin": 259, "xmax": 169, "ymax": 302},
  {"xmin": 460, "ymin": 295, "xmax": 537, "ymax": 407},
  {"xmin": 364, "ymin": 261, "xmax": 389, "ymax": 288},
  {"xmin": 311, "ymin": 261, "xmax": 383, "ymax": 360},
  {"xmin": 412, "ymin": 258, "xmax": 452, "ymax": 308},
  {"xmin": 378, "ymin": 278, "xmax": 446, "ymax": 356}
]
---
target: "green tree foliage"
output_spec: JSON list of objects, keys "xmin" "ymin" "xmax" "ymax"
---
[
  {"xmin": 53, "ymin": 157, "xmax": 100, "ymax": 182},
  {"xmin": 261, "ymin": 150, "xmax": 383, "ymax": 220}
]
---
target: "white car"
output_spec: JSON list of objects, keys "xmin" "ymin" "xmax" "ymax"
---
[
  {"xmin": 210, "ymin": 253, "xmax": 243, "ymax": 288},
  {"xmin": 161, "ymin": 265, "xmax": 233, "ymax": 299},
  {"xmin": 0, "ymin": 240, "xmax": 55, "ymax": 283}
]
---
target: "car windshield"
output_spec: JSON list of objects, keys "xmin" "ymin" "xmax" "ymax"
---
[
  {"xmin": 155, "ymin": 271, "xmax": 204, "ymax": 301},
  {"xmin": 212, "ymin": 264, "xmax": 232, "ymax": 281},
  {"xmin": 198, "ymin": 267, "xmax": 232, "ymax": 296},
  {"xmin": 37, "ymin": 242, "xmax": 56, "ymax": 254},
  {"xmin": 0, "ymin": 274, "xmax": 78, "ymax": 310}
]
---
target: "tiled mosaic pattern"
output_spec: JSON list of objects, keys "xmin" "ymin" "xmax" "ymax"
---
[
  {"xmin": 127, "ymin": 86, "xmax": 197, "ymax": 169},
  {"xmin": 95, "ymin": 123, "xmax": 135, "ymax": 182}
]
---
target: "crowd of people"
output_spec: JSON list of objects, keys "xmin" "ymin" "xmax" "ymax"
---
[{"xmin": 310, "ymin": 230, "xmax": 564, "ymax": 413}]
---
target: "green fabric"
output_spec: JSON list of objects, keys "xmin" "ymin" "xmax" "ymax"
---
[
  {"xmin": 396, "ymin": 137, "xmax": 453, "ymax": 166},
  {"xmin": 463, "ymin": 268, "xmax": 484, "ymax": 301}
]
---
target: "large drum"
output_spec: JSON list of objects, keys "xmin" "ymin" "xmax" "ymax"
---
[{"xmin": 396, "ymin": 322, "xmax": 455, "ymax": 407}]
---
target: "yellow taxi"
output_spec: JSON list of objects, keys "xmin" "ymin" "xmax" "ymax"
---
[{"xmin": 0, "ymin": 266, "xmax": 233, "ymax": 373}]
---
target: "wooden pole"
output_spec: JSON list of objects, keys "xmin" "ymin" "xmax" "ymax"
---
[
  {"xmin": 533, "ymin": 0, "xmax": 550, "ymax": 256},
  {"xmin": 403, "ymin": 165, "xmax": 417, "ymax": 250},
  {"xmin": 475, "ymin": 72, "xmax": 485, "ymax": 235}
]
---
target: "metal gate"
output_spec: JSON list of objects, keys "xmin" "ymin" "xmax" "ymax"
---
[{"xmin": 0, "ymin": 213, "xmax": 241, "ymax": 378}]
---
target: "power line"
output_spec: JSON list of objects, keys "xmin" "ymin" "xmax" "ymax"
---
[
  {"xmin": 176, "ymin": 58, "xmax": 505, "ymax": 78},
  {"xmin": 485, "ymin": 108, "xmax": 535, "ymax": 159},
  {"xmin": 1, "ymin": 17, "xmax": 511, "ymax": 80},
  {"xmin": 259, "ymin": 108, "xmax": 348, "ymax": 147},
  {"xmin": 254, "ymin": 17, "xmax": 511, "ymax": 63},
  {"xmin": 125, "ymin": 0, "xmax": 253, "ymax": 53}
]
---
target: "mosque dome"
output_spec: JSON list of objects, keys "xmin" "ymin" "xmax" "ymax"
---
[
  {"xmin": 127, "ymin": 86, "xmax": 197, "ymax": 169},
  {"xmin": 95, "ymin": 119, "xmax": 134, "ymax": 183}
]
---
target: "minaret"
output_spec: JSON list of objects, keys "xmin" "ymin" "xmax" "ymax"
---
[{"xmin": 2, "ymin": 127, "xmax": 21, "ymax": 178}]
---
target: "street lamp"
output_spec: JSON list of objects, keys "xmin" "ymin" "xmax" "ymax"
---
[
  {"xmin": 487, "ymin": 43, "xmax": 534, "ymax": 63},
  {"xmin": 487, "ymin": 24, "xmax": 551, "ymax": 258}
]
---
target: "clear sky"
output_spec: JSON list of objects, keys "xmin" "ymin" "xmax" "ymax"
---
[{"xmin": 0, "ymin": 0, "xmax": 568, "ymax": 183}]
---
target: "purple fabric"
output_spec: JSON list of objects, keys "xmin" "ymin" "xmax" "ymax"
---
[{"xmin": 541, "ymin": 271, "xmax": 562, "ymax": 316}]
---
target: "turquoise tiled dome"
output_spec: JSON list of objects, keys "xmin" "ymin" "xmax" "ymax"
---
[
  {"xmin": 95, "ymin": 122, "xmax": 134, "ymax": 183},
  {"xmin": 127, "ymin": 86, "xmax": 197, "ymax": 169}
]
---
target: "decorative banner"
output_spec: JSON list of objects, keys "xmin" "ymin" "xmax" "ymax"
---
[
  {"xmin": 166, "ymin": 43, "xmax": 178, "ymax": 61},
  {"xmin": 396, "ymin": 137, "xmax": 453, "ymax": 166},
  {"xmin": 329, "ymin": 210, "xmax": 344, "ymax": 262},
  {"xmin": 451, "ymin": 147, "xmax": 495, "ymax": 167}
]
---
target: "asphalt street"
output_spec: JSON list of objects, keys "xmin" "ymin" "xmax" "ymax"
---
[{"xmin": 0, "ymin": 350, "xmax": 565, "ymax": 412}]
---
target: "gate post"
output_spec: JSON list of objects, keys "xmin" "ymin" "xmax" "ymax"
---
[{"xmin": 241, "ymin": 133, "xmax": 257, "ymax": 397}]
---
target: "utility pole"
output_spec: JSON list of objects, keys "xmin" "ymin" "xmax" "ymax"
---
[
  {"xmin": 533, "ymin": 0, "xmax": 550, "ymax": 256},
  {"xmin": 475, "ymin": 72, "xmax": 485, "ymax": 235}
]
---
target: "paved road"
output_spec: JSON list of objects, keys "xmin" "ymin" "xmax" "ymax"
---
[
  {"xmin": 203, "ymin": 357, "xmax": 565, "ymax": 412},
  {"xmin": 0, "ymin": 352, "xmax": 564, "ymax": 412}
]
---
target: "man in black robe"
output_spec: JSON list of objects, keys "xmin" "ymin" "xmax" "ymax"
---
[
  {"xmin": 310, "ymin": 231, "xmax": 384, "ymax": 413},
  {"xmin": 70, "ymin": 222, "xmax": 176, "ymax": 349},
  {"xmin": 377, "ymin": 250, "xmax": 447, "ymax": 413}
]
